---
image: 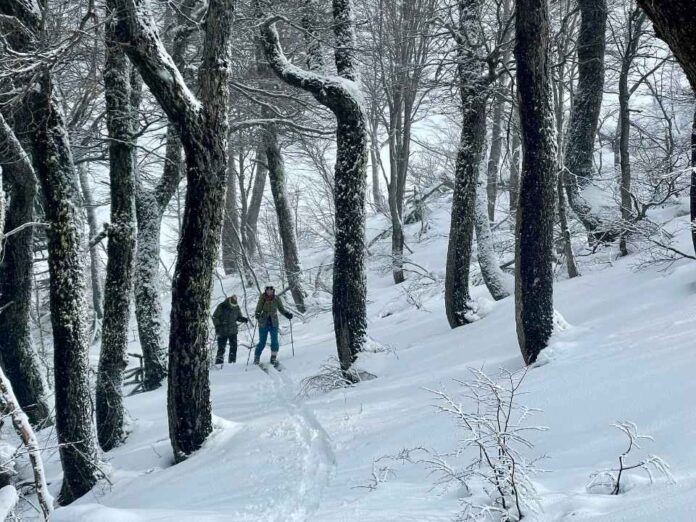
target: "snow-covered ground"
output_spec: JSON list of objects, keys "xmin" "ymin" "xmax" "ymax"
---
[{"xmin": 35, "ymin": 196, "xmax": 696, "ymax": 521}]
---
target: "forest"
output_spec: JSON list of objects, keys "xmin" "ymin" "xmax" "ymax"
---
[{"xmin": 0, "ymin": 0, "xmax": 695, "ymax": 519}]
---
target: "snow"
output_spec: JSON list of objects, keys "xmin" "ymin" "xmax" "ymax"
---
[{"xmin": 36, "ymin": 196, "xmax": 696, "ymax": 521}]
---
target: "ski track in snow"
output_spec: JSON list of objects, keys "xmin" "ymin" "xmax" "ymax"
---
[{"xmin": 261, "ymin": 366, "xmax": 336, "ymax": 521}]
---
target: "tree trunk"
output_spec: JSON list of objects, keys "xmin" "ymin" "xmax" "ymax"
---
[
  {"xmin": 618, "ymin": 65, "xmax": 632, "ymax": 257},
  {"xmin": 222, "ymin": 140, "xmax": 240, "ymax": 275},
  {"xmin": 486, "ymin": 91, "xmax": 505, "ymax": 222},
  {"xmin": 77, "ymin": 166, "xmax": 104, "ymax": 332},
  {"xmin": 444, "ymin": 0, "xmax": 487, "ymax": 328},
  {"xmin": 263, "ymin": 125, "xmax": 307, "ymax": 312},
  {"xmin": 514, "ymin": 0, "xmax": 557, "ymax": 365},
  {"xmin": 563, "ymin": 0, "xmax": 611, "ymax": 238},
  {"xmin": 475, "ymin": 174, "xmax": 513, "ymax": 300},
  {"xmin": 31, "ymin": 74, "xmax": 99, "ymax": 504},
  {"xmin": 260, "ymin": 0, "xmax": 368, "ymax": 372},
  {"xmin": 244, "ymin": 144, "xmax": 267, "ymax": 258},
  {"xmin": 0, "ymin": 116, "xmax": 52, "ymax": 427},
  {"xmin": 509, "ymin": 110, "xmax": 521, "ymax": 229},
  {"xmin": 558, "ymin": 173, "xmax": 579, "ymax": 277},
  {"xmin": 131, "ymin": 0, "xmax": 193, "ymax": 392},
  {"xmin": 97, "ymin": 12, "xmax": 138, "ymax": 451}
]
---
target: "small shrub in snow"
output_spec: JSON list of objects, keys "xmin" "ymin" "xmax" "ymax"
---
[
  {"xmin": 586, "ymin": 421, "xmax": 674, "ymax": 495},
  {"xmin": 427, "ymin": 368, "xmax": 547, "ymax": 521},
  {"xmin": 298, "ymin": 358, "xmax": 376, "ymax": 398}
]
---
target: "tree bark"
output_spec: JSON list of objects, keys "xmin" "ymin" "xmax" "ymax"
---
[
  {"xmin": 263, "ymin": 124, "xmax": 307, "ymax": 312},
  {"xmin": 486, "ymin": 91, "xmax": 505, "ymax": 222},
  {"xmin": 0, "ymin": 116, "xmax": 52, "ymax": 427},
  {"xmin": 222, "ymin": 139, "xmax": 240, "ymax": 275},
  {"xmin": 563, "ymin": 0, "xmax": 611, "ymax": 238},
  {"xmin": 114, "ymin": 0, "xmax": 235, "ymax": 459},
  {"xmin": 244, "ymin": 144, "xmax": 267, "ymax": 258},
  {"xmin": 77, "ymin": 166, "xmax": 105, "ymax": 333},
  {"xmin": 509, "ymin": 110, "xmax": 521, "ymax": 229},
  {"xmin": 260, "ymin": 0, "xmax": 368, "ymax": 371},
  {"xmin": 31, "ymin": 74, "xmax": 99, "ymax": 504},
  {"xmin": 131, "ymin": 0, "xmax": 193, "ymax": 392},
  {"xmin": 96, "ymin": 9, "xmax": 138, "ymax": 451},
  {"xmin": 514, "ymin": 0, "xmax": 557, "ymax": 365},
  {"xmin": 444, "ymin": 0, "xmax": 487, "ymax": 328}
]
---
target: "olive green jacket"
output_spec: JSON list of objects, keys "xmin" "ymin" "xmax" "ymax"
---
[
  {"xmin": 212, "ymin": 299, "xmax": 248, "ymax": 337},
  {"xmin": 255, "ymin": 294, "xmax": 291, "ymax": 328}
]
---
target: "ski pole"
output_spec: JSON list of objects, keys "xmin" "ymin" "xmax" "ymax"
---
[{"xmin": 290, "ymin": 319, "xmax": 295, "ymax": 357}]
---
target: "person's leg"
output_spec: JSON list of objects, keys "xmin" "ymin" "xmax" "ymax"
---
[
  {"xmin": 255, "ymin": 326, "xmax": 269, "ymax": 363},
  {"xmin": 269, "ymin": 326, "xmax": 279, "ymax": 365},
  {"xmin": 215, "ymin": 336, "xmax": 227, "ymax": 365},
  {"xmin": 229, "ymin": 335, "xmax": 238, "ymax": 363}
]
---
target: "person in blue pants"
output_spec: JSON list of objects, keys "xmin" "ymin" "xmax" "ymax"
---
[{"xmin": 254, "ymin": 286, "xmax": 293, "ymax": 366}]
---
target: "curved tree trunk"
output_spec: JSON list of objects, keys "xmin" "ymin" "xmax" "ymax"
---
[
  {"xmin": 263, "ymin": 125, "xmax": 306, "ymax": 312},
  {"xmin": 563, "ymin": 0, "xmax": 612, "ymax": 239},
  {"xmin": 444, "ymin": 0, "xmax": 487, "ymax": 329},
  {"xmin": 260, "ymin": 0, "xmax": 368, "ymax": 372},
  {"xmin": 514, "ymin": 0, "xmax": 557, "ymax": 365},
  {"xmin": 97, "ymin": 11, "xmax": 138, "ymax": 451},
  {"xmin": 0, "ymin": 117, "xmax": 52, "ymax": 427}
]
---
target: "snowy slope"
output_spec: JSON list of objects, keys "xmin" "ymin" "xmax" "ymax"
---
[{"xmin": 36, "ymin": 197, "xmax": 696, "ymax": 521}]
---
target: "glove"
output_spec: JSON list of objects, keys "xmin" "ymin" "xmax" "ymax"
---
[
  {"xmin": 255, "ymin": 313, "xmax": 260, "ymax": 320},
  {"xmin": 241, "ymin": 317, "xmax": 249, "ymax": 323},
  {"xmin": 287, "ymin": 313, "xmax": 294, "ymax": 320}
]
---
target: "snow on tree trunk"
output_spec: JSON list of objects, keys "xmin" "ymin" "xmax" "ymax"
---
[
  {"xmin": 259, "ymin": 0, "xmax": 368, "ymax": 372},
  {"xmin": 563, "ymin": 0, "xmax": 612, "ymax": 239},
  {"xmin": 97, "ymin": 10, "xmax": 138, "ymax": 452},
  {"xmin": 475, "ymin": 174, "xmax": 513, "ymax": 300},
  {"xmin": 31, "ymin": 73, "xmax": 99, "ymax": 504},
  {"xmin": 113, "ymin": 0, "xmax": 235, "ymax": 459},
  {"xmin": 0, "ymin": 115, "xmax": 52, "ymax": 427},
  {"xmin": 514, "ymin": 0, "xmax": 557, "ymax": 365},
  {"xmin": 444, "ymin": 0, "xmax": 487, "ymax": 329},
  {"xmin": 77, "ymin": 165, "xmax": 105, "ymax": 333},
  {"xmin": 263, "ymin": 124, "xmax": 307, "ymax": 312},
  {"xmin": 131, "ymin": 0, "xmax": 193, "ymax": 392}
]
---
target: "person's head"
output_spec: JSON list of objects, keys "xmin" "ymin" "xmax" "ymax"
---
[
  {"xmin": 264, "ymin": 286, "xmax": 275, "ymax": 297},
  {"xmin": 228, "ymin": 295, "xmax": 237, "ymax": 304}
]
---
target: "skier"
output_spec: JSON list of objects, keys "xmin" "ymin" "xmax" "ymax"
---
[
  {"xmin": 254, "ymin": 285, "xmax": 293, "ymax": 367},
  {"xmin": 212, "ymin": 295, "xmax": 249, "ymax": 365}
]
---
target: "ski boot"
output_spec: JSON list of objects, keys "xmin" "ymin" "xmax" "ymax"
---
[{"xmin": 270, "ymin": 353, "xmax": 279, "ymax": 368}]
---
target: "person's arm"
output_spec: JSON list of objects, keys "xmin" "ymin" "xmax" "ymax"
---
[
  {"xmin": 255, "ymin": 296, "xmax": 263, "ymax": 318},
  {"xmin": 277, "ymin": 297, "xmax": 293, "ymax": 319},
  {"xmin": 236, "ymin": 309, "xmax": 249, "ymax": 323},
  {"xmin": 212, "ymin": 304, "xmax": 222, "ymax": 329}
]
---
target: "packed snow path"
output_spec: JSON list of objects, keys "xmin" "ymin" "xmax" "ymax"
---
[{"xmin": 261, "ymin": 366, "xmax": 336, "ymax": 521}]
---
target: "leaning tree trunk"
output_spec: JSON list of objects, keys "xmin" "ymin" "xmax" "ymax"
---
[
  {"xmin": 244, "ymin": 144, "xmax": 267, "ymax": 258},
  {"xmin": 0, "ymin": 116, "xmax": 52, "ymax": 427},
  {"xmin": 263, "ymin": 124, "xmax": 307, "ymax": 312},
  {"xmin": 563, "ymin": 0, "xmax": 611, "ymax": 239},
  {"xmin": 260, "ymin": 0, "xmax": 368, "ymax": 371},
  {"xmin": 514, "ymin": 0, "xmax": 557, "ymax": 365},
  {"xmin": 31, "ymin": 74, "xmax": 99, "ymax": 504},
  {"xmin": 474, "ymin": 174, "xmax": 513, "ymax": 300},
  {"xmin": 131, "ymin": 0, "xmax": 195, "ymax": 392},
  {"xmin": 444, "ymin": 0, "xmax": 488, "ymax": 329},
  {"xmin": 96, "ymin": 12, "xmax": 138, "ymax": 452}
]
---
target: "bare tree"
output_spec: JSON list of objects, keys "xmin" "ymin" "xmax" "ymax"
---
[
  {"xmin": 259, "ymin": 0, "xmax": 369, "ymax": 372},
  {"xmin": 112, "ymin": 0, "xmax": 235, "ymax": 459},
  {"xmin": 514, "ymin": 0, "xmax": 558, "ymax": 364}
]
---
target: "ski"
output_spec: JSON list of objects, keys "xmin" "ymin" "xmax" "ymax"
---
[{"xmin": 257, "ymin": 363, "xmax": 270, "ymax": 374}]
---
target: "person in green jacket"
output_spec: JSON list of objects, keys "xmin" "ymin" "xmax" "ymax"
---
[
  {"xmin": 254, "ymin": 285, "xmax": 293, "ymax": 366},
  {"xmin": 212, "ymin": 295, "xmax": 248, "ymax": 364}
]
